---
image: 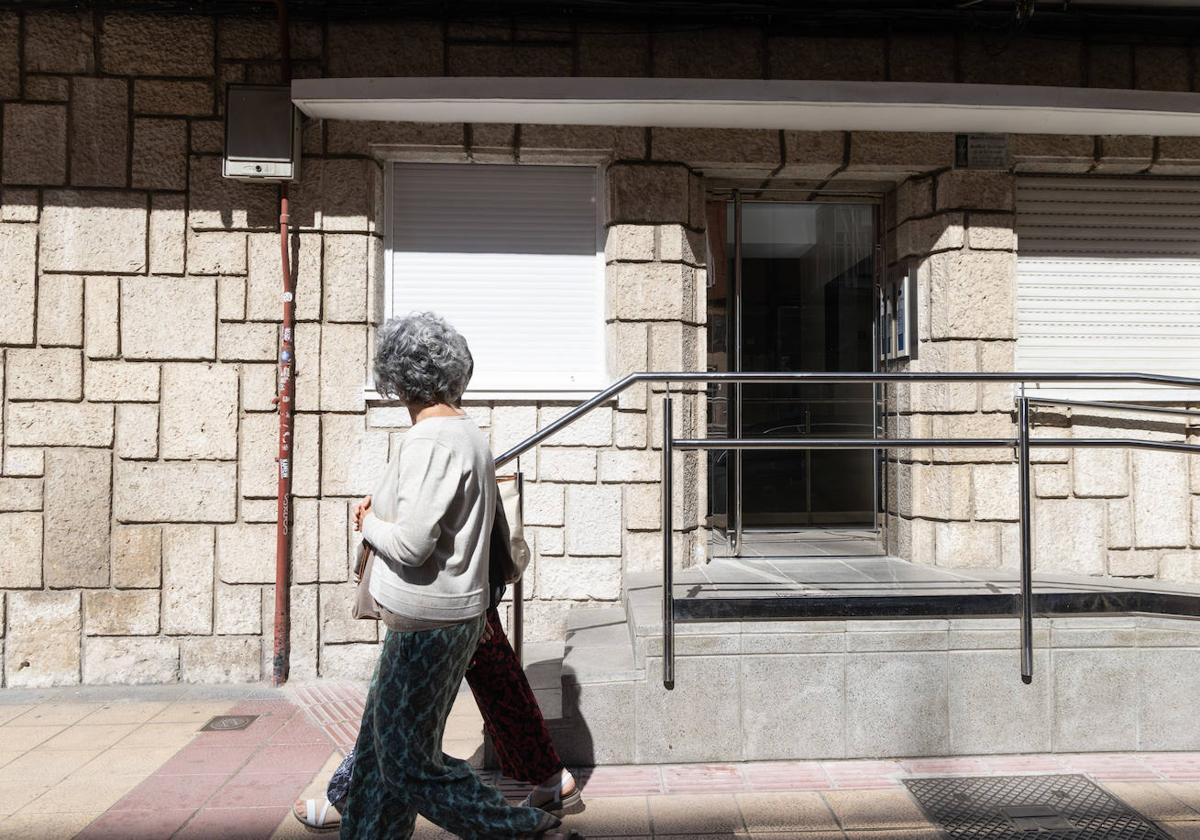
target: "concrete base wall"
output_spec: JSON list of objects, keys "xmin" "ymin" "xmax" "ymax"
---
[{"xmin": 555, "ymin": 610, "xmax": 1200, "ymax": 764}]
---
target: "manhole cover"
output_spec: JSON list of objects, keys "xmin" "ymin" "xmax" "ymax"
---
[
  {"xmin": 904, "ymin": 774, "xmax": 1172, "ymax": 839},
  {"xmin": 200, "ymin": 714, "xmax": 258, "ymax": 732}
]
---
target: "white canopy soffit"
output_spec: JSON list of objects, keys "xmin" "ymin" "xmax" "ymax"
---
[{"xmin": 292, "ymin": 77, "xmax": 1200, "ymax": 136}]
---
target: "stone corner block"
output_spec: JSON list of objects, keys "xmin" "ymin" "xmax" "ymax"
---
[{"xmin": 5, "ymin": 591, "xmax": 81, "ymax": 688}]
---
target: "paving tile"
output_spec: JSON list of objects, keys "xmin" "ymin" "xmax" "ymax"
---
[
  {"xmin": 561, "ymin": 795, "xmax": 652, "ymax": 835},
  {"xmin": 1060, "ymin": 752, "xmax": 1157, "ymax": 781},
  {"xmin": 73, "ymin": 745, "xmax": 180, "ymax": 777},
  {"xmin": 743, "ymin": 761, "xmax": 831, "ymax": 792},
  {"xmin": 21, "ymin": 773, "xmax": 143, "ymax": 813},
  {"xmin": 0, "ymin": 752, "xmax": 21, "ymax": 769},
  {"xmin": 177, "ymin": 805, "xmax": 290, "ymax": 840},
  {"xmin": 647, "ymin": 793, "xmax": 747, "ymax": 835},
  {"xmin": 1156, "ymin": 783, "xmax": 1200, "ymax": 816},
  {"xmin": 0, "ymin": 724, "xmax": 67, "ymax": 751},
  {"xmin": 663, "ymin": 764, "xmax": 746, "ymax": 793},
  {"xmin": 156, "ymin": 743, "xmax": 258, "ymax": 776},
  {"xmin": 112, "ymin": 771, "xmax": 227, "ymax": 811},
  {"xmin": 0, "ymin": 705, "xmax": 35, "ymax": 726},
  {"xmin": 267, "ymin": 711, "xmax": 332, "ymax": 746},
  {"xmin": 7, "ymin": 703, "xmax": 103, "ymax": 727},
  {"xmin": 576, "ymin": 765, "xmax": 664, "ymax": 797},
  {"xmin": 1104, "ymin": 781, "xmax": 1200, "ymax": 822},
  {"xmin": 0, "ymin": 748, "xmax": 101, "ymax": 785},
  {"xmin": 901, "ymin": 757, "xmax": 985, "ymax": 775},
  {"xmin": 412, "ymin": 815, "xmax": 457, "ymax": 839},
  {"xmin": 0, "ymin": 780, "xmax": 51, "ymax": 817},
  {"xmin": 150, "ymin": 700, "xmax": 236, "ymax": 724},
  {"xmin": 75, "ymin": 806, "xmax": 195, "ymax": 840},
  {"xmin": 979, "ymin": 755, "xmax": 1063, "ymax": 774},
  {"xmin": 736, "ymin": 791, "xmax": 841, "ymax": 832},
  {"xmin": 241, "ymin": 743, "xmax": 336, "ymax": 775},
  {"xmin": 822, "ymin": 789, "xmax": 932, "ymax": 830},
  {"xmin": 39, "ymin": 723, "xmax": 137, "ymax": 751},
  {"xmin": 116, "ymin": 720, "xmax": 203, "ymax": 749},
  {"xmin": 0, "ymin": 809, "xmax": 95, "ymax": 840},
  {"xmin": 217, "ymin": 770, "xmax": 318, "ymax": 808},
  {"xmin": 745, "ymin": 834, "xmax": 844, "ymax": 840},
  {"xmin": 1149, "ymin": 758, "xmax": 1200, "ymax": 781},
  {"xmin": 823, "ymin": 760, "xmax": 905, "ymax": 790},
  {"xmin": 443, "ymin": 736, "xmax": 485, "ymax": 762},
  {"xmin": 844, "ymin": 831, "xmax": 943, "ymax": 839},
  {"xmin": 1164, "ymin": 823, "xmax": 1200, "ymax": 839},
  {"xmin": 193, "ymin": 711, "xmax": 290, "ymax": 747},
  {"xmin": 80, "ymin": 701, "xmax": 171, "ymax": 725}
]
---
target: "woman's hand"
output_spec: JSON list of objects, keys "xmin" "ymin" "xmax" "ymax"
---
[
  {"xmin": 479, "ymin": 619, "xmax": 495, "ymax": 645},
  {"xmin": 353, "ymin": 496, "xmax": 372, "ymax": 532}
]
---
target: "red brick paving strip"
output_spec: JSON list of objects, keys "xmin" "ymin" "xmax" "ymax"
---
[{"xmin": 76, "ymin": 697, "xmax": 335, "ymax": 840}]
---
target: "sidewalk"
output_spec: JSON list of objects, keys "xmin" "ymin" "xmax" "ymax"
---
[{"xmin": 3, "ymin": 684, "xmax": 1200, "ymax": 839}]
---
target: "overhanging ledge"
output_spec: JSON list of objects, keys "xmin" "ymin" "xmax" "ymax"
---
[{"xmin": 292, "ymin": 77, "xmax": 1200, "ymax": 135}]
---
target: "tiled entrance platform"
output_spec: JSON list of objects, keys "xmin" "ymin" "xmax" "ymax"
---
[{"xmin": 10, "ymin": 685, "xmax": 1200, "ymax": 837}]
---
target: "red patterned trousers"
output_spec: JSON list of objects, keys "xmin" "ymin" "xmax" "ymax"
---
[{"xmin": 465, "ymin": 607, "xmax": 565, "ymax": 784}]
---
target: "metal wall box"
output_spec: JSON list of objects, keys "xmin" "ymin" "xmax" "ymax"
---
[{"xmin": 223, "ymin": 84, "xmax": 301, "ymax": 181}]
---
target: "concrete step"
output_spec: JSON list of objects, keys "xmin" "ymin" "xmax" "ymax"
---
[
  {"xmin": 563, "ymin": 607, "xmax": 643, "ymax": 685},
  {"xmin": 550, "ymin": 605, "xmax": 644, "ymax": 767},
  {"xmin": 521, "ymin": 640, "xmax": 563, "ymax": 720}
]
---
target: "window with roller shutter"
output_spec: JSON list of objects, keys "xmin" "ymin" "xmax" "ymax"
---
[
  {"xmin": 1015, "ymin": 176, "xmax": 1200, "ymax": 401},
  {"xmin": 383, "ymin": 162, "xmax": 606, "ymax": 398}
]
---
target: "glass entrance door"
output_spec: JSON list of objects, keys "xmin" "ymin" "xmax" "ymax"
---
[{"xmin": 707, "ymin": 198, "xmax": 878, "ymax": 537}]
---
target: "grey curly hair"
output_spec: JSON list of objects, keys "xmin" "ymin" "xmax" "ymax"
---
[{"xmin": 372, "ymin": 312, "xmax": 474, "ymax": 405}]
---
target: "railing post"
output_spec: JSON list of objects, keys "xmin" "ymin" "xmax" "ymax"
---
[
  {"xmin": 662, "ymin": 393, "xmax": 675, "ymax": 690},
  {"xmin": 1017, "ymin": 393, "xmax": 1034, "ymax": 684},
  {"xmin": 512, "ymin": 467, "xmax": 524, "ymax": 667}
]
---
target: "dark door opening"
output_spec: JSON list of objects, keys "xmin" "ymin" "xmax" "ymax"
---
[{"xmin": 707, "ymin": 198, "xmax": 878, "ymax": 535}]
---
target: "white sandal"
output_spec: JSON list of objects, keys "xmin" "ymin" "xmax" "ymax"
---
[
  {"xmin": 293, "ymin": 798, "xmax": 341, "ymax": 833},
  {"xmin": 521, "ymin": 775, "xmax": 584, "ymax": 817}
]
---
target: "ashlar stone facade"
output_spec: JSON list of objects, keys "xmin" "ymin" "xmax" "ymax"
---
[{"xmin": 1, "ymin": 9, "xmax": 1199, "ymax": 685}]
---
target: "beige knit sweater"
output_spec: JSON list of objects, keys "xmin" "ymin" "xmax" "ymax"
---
[{"xmin": 360, "ymin": 415, "xmax": 495, "ymax": 627}]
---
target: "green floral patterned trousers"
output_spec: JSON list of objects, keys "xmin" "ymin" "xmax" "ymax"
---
[{"xmin": 339, "ymin": 615, "xmax": 551, "ymax": 839}]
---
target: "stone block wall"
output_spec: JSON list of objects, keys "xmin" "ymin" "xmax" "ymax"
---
[
  {"xmin": 0, "ymin": 10, "xmax": 716, "ymax": 686},
  {"xmin": 881, "ymin": 149, "xmax": 1200, "ymax": 581},
  {"xmin": 2, "ymin": 8, "xmax": 1200, "ymax": 686}
]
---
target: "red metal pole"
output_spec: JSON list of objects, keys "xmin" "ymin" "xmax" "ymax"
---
[
  {"xmin": 273, "ymin": 185, "xmax": 294, "ymax": 687},
  {"xmin": 273, "ymin": 0, "xmax": 293, "ymax": 688}
]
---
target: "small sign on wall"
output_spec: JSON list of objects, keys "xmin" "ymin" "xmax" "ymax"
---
[{"xmin": 954, "ymin": 133, "xmax": 1009, "ymax": 170}]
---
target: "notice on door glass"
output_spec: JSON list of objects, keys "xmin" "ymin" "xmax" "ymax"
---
[{"xmin": 954, "ymin": 134, "xmax": 1009, "ymax": 170}]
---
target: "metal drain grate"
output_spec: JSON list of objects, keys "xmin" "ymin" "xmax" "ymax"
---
[
  {"xmin": 904, "ymin": 774, "xmax": 1172, "ymax": 839},
  {"xmin": 199, "ymin": 714, "xmax": 258, "ymax": 732}
]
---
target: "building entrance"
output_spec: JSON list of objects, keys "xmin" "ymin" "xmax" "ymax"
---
[{"xmin": 706, "ymin": 197, "xmax": 879, "ymax": 547}]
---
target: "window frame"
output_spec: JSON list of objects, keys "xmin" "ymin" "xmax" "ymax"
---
[{"xmin": 367, "ymin": 158, "xmax": 610, "ymax": 403}]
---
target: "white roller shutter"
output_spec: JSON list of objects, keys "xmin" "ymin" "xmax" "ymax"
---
[
  {"xmin": 1016, "ymin": 176, "xmax": 1200, "ymax": 401},
  {"xmin": 387, "ymin": 162, "xmax": 605, "ymax": 395}
]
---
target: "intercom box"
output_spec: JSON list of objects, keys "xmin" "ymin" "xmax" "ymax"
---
[{"xmin": 223, "ymin": 84, "xmax": 301, "ymax": 181}]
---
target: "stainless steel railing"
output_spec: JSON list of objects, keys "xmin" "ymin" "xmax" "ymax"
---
[{"xmin": 496, "ymin": 371, "xmax": 1200, "ymax": 686}]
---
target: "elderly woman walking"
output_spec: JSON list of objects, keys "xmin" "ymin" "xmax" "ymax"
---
[{"xmin": 337, "ymin": 312, "xmax": 573, "ymax": 840}]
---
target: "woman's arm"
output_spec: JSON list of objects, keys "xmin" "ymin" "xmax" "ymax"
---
[{"xmin": 360, "ymin": 438, "xmax": 459, "ymax": 568}]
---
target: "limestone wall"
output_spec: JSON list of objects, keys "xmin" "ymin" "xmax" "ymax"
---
[
  {"xmin": 881, "ymin": 165, "xmax": 1200, "ymax": 579},
  {"xmin": 2, "ymin": 8, "xmax": 1200, "ymax": 687}
]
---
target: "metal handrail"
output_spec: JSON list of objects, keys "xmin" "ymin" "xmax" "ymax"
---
[
  {"xmin": 1028, "ymin": 395, "xmax": 1200, "ymax": 419},
  {"xmin": 494, "ymin": 370, "xmax": 1200, "ymax": 690},
  {"xmin": 495, "ymin": 370, "xmax": 1200, "ymax": 467}
]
